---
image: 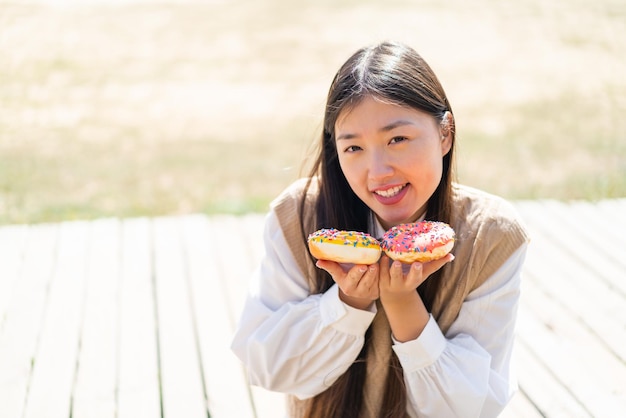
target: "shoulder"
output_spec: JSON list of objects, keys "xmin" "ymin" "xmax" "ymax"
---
[
  {"xmin": 440, "ymin": 184, "xmax": 530, "ymax": 298},
  {"xmin": 270, "ymin": 177, "xmax": 319, "ymax": 211},
  {"xmin": 452, "ymin": 183, "xmax": 518, "ymax": 216},
  {"xmin": 267, "ymin": 178, "xmax": 320, "ymax": 279},
  {"xmin": 451, "ymin": 183, "xmax": 529, "ymax": 240},
  {"xmin": 449, "ymin": 184, "xmax": 530, "ymax": 279},
  {"xmin": 432, "ymin": 185, "xmax": 529, "ymax": 329}
]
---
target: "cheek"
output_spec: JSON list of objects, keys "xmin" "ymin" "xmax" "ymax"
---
[
  {"xmin": 426, "ymin": 157, "xmax": 445, "ymax": 187},
  {"xmin": 404, "ymin": 152, "xmax": 443, "ymax": 184}
]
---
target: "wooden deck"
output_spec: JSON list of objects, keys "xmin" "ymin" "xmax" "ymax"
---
[{"xmin": 0, "ymin": 199, "xmax": 625, "ymax": 418}]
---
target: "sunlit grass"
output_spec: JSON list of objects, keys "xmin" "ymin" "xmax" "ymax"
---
[
  {"xmin": 1, "ymin": 0, "xmax": 624, "ymax": 224},
  {"xmin": 456, "ymin": 89, "xmax": 626, "ymax": 200}
]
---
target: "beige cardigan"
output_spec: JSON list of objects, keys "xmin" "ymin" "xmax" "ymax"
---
[{"xmin": 271, "ymin": 178, "xmax": 530, "ymax": 417}]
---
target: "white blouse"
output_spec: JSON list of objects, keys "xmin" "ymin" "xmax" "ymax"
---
[{"xmin": 231, "ymin": 210, "xmax": 528, "ymax": 418}]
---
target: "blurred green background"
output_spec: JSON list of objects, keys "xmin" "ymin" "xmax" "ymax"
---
[{"xmin": 1, "ymin": 0, "xmax": 625, "ymax": 225}]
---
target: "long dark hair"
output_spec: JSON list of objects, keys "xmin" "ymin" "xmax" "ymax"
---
[{"xmin": 298, "ymin": 41, "xmax": 456, "ymax": 418}]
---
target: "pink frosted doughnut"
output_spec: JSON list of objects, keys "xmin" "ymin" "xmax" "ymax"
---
[
  {"xmin": 307, "ymin": 228, "xmax": 382, "ymax": 264},
  {"xmin": 381, "ymin": 221, "xmax": 455, "ymax": 263}
]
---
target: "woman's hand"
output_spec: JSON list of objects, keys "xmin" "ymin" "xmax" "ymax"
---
[
  {"xmin": 315, "ymin": 260, "xmax": 380, "ymax": 310},
  {"xmin": 378, "ymin": 253, "xmax": 454, "ymax": 341},
  {"xmin": 379, "ymin": 254, "xmax": 454, "ymax": 305}
]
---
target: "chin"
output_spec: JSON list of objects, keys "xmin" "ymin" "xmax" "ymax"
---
[
  {"xmin": 380, "ymin": 208, "xmax": 424, "ymax": 227},
  {"xmin": 378, "ymin": 214, "xmax": 410, "ymax": 229}
]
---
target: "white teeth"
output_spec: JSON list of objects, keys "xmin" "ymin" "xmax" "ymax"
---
[{"xmin": 375, "ymin": 185, "xmax": 404, "ymax": 198}]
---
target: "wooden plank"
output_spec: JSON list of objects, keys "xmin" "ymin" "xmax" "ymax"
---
[
  {"xmin": 0, "ymin": 224, "xmax": 29, "ymax": 332},
  {"xmin": 71, "ymin": 218, "xmax": 120, "ymax": 418},
  {"xmin": 118, "ymin": 217, "xmax": 160, "ymax": 418},
  {"xmin": 536, "ymin": 200, "xmax": 626, "ymax": 292},
  {"xmin": 565, "ymin": 200, "xmax": 626, "ymax": 265},
  {"xmin": 22, "ymin": 221, "xmax": 89, "ymax": 418},
  {"xmin": 516, "ymin": 200, "xmax": 626, "ymax": 298},
  {"xmin": 238, "ymin": 213, "xmax": 266, "ymax": 266},
  {"xmin": 0, "ymin": 223, "xmax": 58, "ymax": 418},
  {"xmin": 595, "ymin": 199, "xmax": 626, "ymax": 230},
  {"xmin": 249, "ymin": 387, "xmax": 287, "ymax": 418},
  {"xmin": 517, "ymin": 272, "xmax": 626, "ymax": 416},
  {"xmin": 225, "ymin": 215, "xmax": 287, "ymax": 418},
  {"xmin": 209, "ymin": 214, "xmax": 288, "ymax": 418},
  {"xmin": 513, "ymin": 335, "xmax": 590, "ymax": 417},
  {"xmin": 152, "ymin": 216, "xmax": 207, "ymax": 418},
  {"xmin": 530, "ymin": 246, "xmax": 626, "ymax": 363},
  {"xmin": 517, "ymin": 204, "xmax": 626, "ymax": 363},
  {"xmin": 207, "ymin": 215, "xmax": 255, "ymax": 329},
  {"xmin": 180, "ymin": 215, "xmax": 256, "ymax": 418},
  {"xmin": 499, "ymin": 385, "xmax": 544, "ymax": 418}
]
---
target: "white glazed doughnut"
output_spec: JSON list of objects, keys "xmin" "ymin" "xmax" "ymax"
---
[
  {"xmin": 381, "ymin": 221, "xmax": 455, "ymax": 263},
  {"xmin": 307, "ymin": 228, "xmax": 382, "ymax": 264}
]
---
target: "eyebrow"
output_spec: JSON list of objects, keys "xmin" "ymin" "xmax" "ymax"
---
[{"xmin": 336, "ymin": 119, "xmax": 416, "ymax": 141}]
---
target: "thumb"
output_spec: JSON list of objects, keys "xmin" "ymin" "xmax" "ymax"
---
[{"xmin": 315, "ymin": 259, "xmax": 345, "ymax": 277}]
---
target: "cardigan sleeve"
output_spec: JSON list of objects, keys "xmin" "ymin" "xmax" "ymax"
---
[
  {"xmin": 230, "ymin": 210, "xmax": 376, "ymax": 399},
  {"xmin": 392, "ymin": 244, "xmax": 528, "ymax": 418}
]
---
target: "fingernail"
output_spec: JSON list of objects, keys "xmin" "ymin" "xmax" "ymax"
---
[{"xmin": 359, "ymin": 266, "xmax": 368, "ymax": 273}]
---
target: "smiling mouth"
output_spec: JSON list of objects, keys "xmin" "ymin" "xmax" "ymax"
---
[{"xmin": 374, "ymin": 184, "xmax": 407, "ymax": 198}]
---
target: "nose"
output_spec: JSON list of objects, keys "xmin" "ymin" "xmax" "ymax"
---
[{"xmin": 368, "ymin": 149, "xmax": 394, "ymax": 182}]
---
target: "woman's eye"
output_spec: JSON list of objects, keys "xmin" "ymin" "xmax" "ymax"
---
[
  {"xmin": 390, "ymin": 136, "xmax": 408, "ymax": 144},
  {"xmin": 344, "ymin": 145, "xmax": 362, "ymax": 153}
]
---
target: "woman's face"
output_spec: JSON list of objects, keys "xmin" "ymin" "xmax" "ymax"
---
[{"xmin": 335, "ymin": 96, "xmax": 452, "ymax": 230}]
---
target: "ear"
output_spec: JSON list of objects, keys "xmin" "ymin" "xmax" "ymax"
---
[{"xmin": 440, "ymin": 111, "xmax": 454, "ymax": 155}]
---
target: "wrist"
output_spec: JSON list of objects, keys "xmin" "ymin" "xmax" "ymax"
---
[
  {"xmin": 380, "ymin": 289, "xmax": 420, "ymax": 307},
  {"xmin": 339, "ymin": 289, "xmax": 374, "ymax": 310},
  {"xmin": 381, "ymin": 291, "xmax": 429, "ymax": 342}
]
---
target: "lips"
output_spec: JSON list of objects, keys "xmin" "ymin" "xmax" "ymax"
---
[
  {"xmin": 372, "ymin": 183, "xmax": 408, "ymax": 205},
  {"xmin": 374, "ymin": 184, "xmax": 405, "ymax": 198}
]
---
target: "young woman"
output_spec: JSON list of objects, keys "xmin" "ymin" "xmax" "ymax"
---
[{"xmin": 231, "ymin": 41, "xmax": 529, "ymax": 418}]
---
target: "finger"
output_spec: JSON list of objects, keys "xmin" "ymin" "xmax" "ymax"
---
[
  {"xmin": 406, "ymin": 261, "xmax": 424, "ymax": 288},
  {"xmin": 360, "ymin": 264, "xmax": 380, "ymax": 295},
  {"xmin": 360, "ymin": 263, "xmax": 378, "ymax": 285},
  {"xmin": 390, "ymin": 260, "xmax": 404, "ymax": 281},
  {"xmin": 317, "ymin": 260, "xmax": 368, "ymax": 295},
  {"xmin": 346, "ymin": 264, "xmax": 369, "ymax": 289},
  {"xmin": 315, "ymin": 260, "xmax": 347, "ymax": 281},
  {"xmin": 315, "ymin": 260, "xmax": 354, "ymax": 293},
  {"xmin": 378, "ymin": 255, "xmax": 391, "ymax": 289},
  {"xmin": 386, "ymin": 259, "xmax": 404, "ymax": 291},
  {"xmin": 323, "ymin": 263, "xmax": 367, "ymax": 296}
]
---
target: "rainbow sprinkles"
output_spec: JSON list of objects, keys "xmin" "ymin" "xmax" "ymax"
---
[{"xmin": 307, "ymin": 228, "xmax": 381, "ymax": 248}]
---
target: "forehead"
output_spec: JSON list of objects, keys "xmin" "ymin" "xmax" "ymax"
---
[{"xmin": 335, "ymin": 96, "xmax": 436, "ymax": 134}]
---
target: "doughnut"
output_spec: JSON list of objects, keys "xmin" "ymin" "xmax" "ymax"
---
[
  {"xmin": 307, "ymin": 228, "xmax": 382, "ymax": 264},
  {"xmin": 381, "ymin": 221, "xmax": 455, "ymax": 263}
]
